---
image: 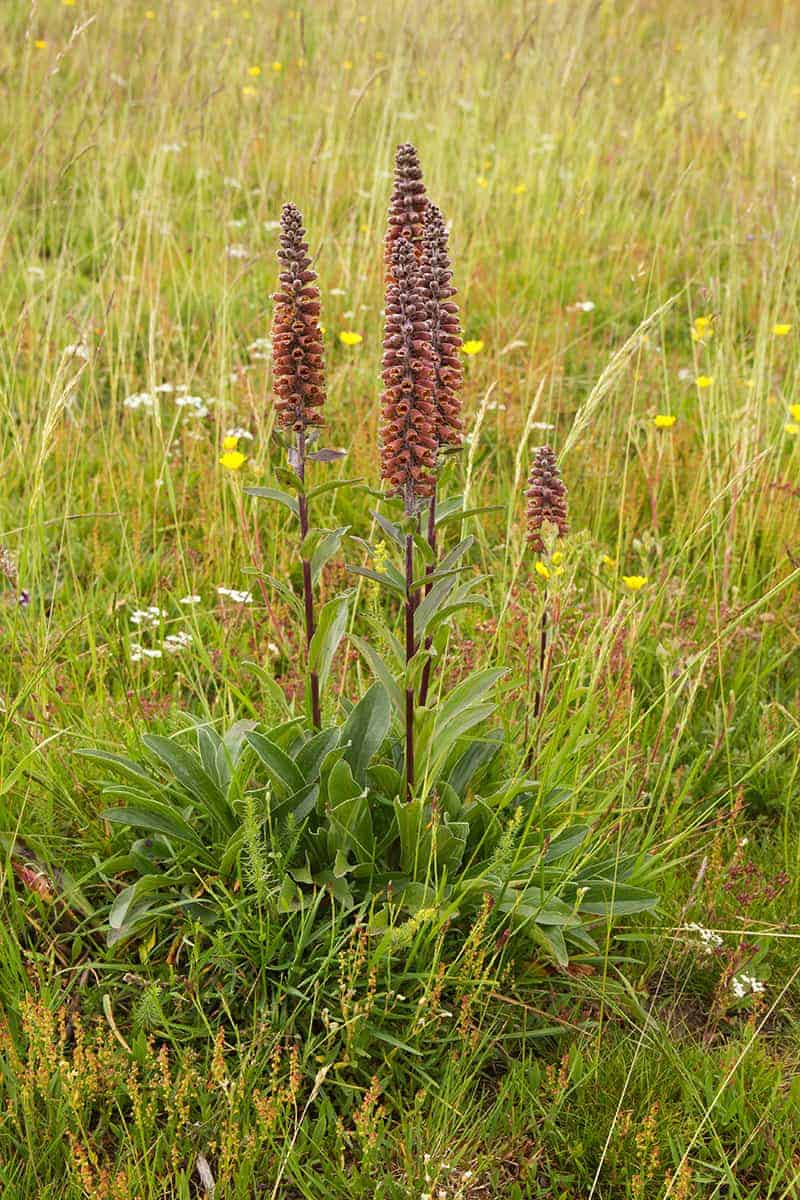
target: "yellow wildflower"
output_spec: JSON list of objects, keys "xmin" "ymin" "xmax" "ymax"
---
[
  {"xmin": 342, "ymin": 60, "xmax": 353, "ymax": 71},
  {"xmin": 476, "ymin": 176, "xmax": 489, "ymax": 189},
  {"xmin": 691, "ymin": 315, "xmax": 713, "ymax": 342},
  {"xmin": 220, "ymin": 450, "xmax": 246, "ymax": 471},
  {"xmin": 785, "ymin": 423, "xmax": 800, "ymax": 435},
  {"xmin": 144, "ymin": 9, "xmax": 155, "ymax": 18},
  {"xmin": 34, "ymin": 39, "xmax": 47, "ymax": 48},
  {"xmin": 223, "ymin": 435, "xmax": 239, "ymax": 451},
  {"xmin": 601, "ymin": 554, "xmax": 616, "ymax": 568},
  {"xmin": 789, "ymin": 404, "xmax": 800, "ymax": 421},
  {"xmin": 551, "ymin": 550, "xmax": 564, "ymax": 566},
  {"xmin": 271, "ymin": 61, "xmax": 283, "ymax": 72},
  {"xmin": 462, "ymin": 340, "xmax": 484, "ymax": 356},
  {"xmin": 242, "ymin": 86, "xmax": 257, "ymax": 96},
  {"xmin": 773, "ymin": 323, "xmax": 791, "ymax": 336},
  {"xmin": 248, "ymin": 65, "xmax": 261, "ymax": 77},
  {"xmin": 512, "ymin": 183, "xmax": 527, "ymax": 195},
  {"xmin": 534, "ymin": 561, "xmax": 550, "ymax": 580},
  {"xmin": 654, "ymin": 414, "xmax": 677, "ymax": 428},
  {"xmin": 696, "ymin": 375, "xmax": 713, "ymax": 389},
  {"xmin": 622, "ymin": 575, "xmax": 647, "ymax": 591},
  {"xmin": 339, "ymin": 330, "xmax": 362, "ymax": 346}
]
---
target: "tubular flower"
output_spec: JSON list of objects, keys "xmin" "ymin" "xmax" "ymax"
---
[
  {"xmin": 384, "ymin": 143, "xmax": 429, "ymax": 281},
  {"xmin": 271, "ymin": 203, "xmax": 326, "ymax": 435},
  {"xmin": 420, "ymin": 203, "xmax": 463, "ymax": 448},
  {"xmin": 380, "ymin": 236, "xmax": 438, "ymax": 511},
  {"xmin": 526, "ymin": 445, "xmax": 569, "ymax": 553}
]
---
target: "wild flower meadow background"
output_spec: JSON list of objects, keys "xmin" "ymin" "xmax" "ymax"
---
[{"xmin": 1, "ymin": 1, "xmax": 799, "ymax": 1197}]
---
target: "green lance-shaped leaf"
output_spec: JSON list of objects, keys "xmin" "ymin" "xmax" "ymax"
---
[
  {"xmin": 246, "ymin": 731, "xmax": 306, "ymax": 797},
  {"xmin": 340, "ymin": 681, "xmax": 392, "ymax": 783},
  {"xmin": 142, "ymin": 735, "xmax": 235, "ymax": 833},
  {"xmin": 309, "ymin": 593, "xmax": 350, "ymax": 692},
  {"xmin": 244, "ymin": 486, "xmax": 300, "ymax": 517},
  {"xmin": 101, "ymin": 797, "xmax": 204, "ymax": 850}
]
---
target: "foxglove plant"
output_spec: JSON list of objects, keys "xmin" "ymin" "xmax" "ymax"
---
[
  {"xmin": 380, "ymin": 234, "xmax": 438, "ymax": 796},
  {"xmin": 525, "ymin": 445, "xmax": 569, "ymax": 746},
  {"xmin": 82, "ymin": 148, "xmax": 658, "ymax": 978},
  {"xmin": 384, "ymin": 142, "xmax": 429, "ymax": 278},
  {"xmin": 246, "ymin": 203, "xmax": 344, "ymax": 729},
  {"xmin": 418, "ymin": 202, "xmax": 464, "ymax": 706}
]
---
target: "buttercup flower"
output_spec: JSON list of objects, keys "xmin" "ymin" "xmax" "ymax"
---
[
  {"xmin": 220, "ymin": 450, "xmax": 246, "ymax": 470},
  {"xmin": 534, "ymin": 561, "xmax": 550, "ymax": 580},
  {"xmin": 461, "ymin": 339, "xmax": 484, "ymax": 356},
  {"xmin": 696, "ymin": 375, "xmax": 713, "ymax": 389},
  {"xmin": 654, "ymin": 414, "xmax": 677, "ymax": 428},
  {"xmin": 773, "ymin": 323, "xmax": 791, "ymax": 336},
  {"xmin": 622, "ymin": 575, "xmax": 647, "ymax": 591},
  {"xmin": 339, "ymin": 331, "xmax": 363, "ymax": 346}
]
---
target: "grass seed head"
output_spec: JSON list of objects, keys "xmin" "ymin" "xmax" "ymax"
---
[
  {"xmin": 380, "ymin": 235, "xmax": 438, "ymax": 511},
  {"xmin": 526, "ymin": 445, "xmax": 569, "ymax": 553},
  {"xmin": 421, "ymin": 203, "xmax": 463, "ymax": 449},
  {"xmin": 271, "ymin": 202, "xmax": 326, "ymax": 436}
]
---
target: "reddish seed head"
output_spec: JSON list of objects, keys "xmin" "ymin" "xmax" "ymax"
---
[
  {"xmin": 380, "ymin": 236, "xmax": 438, "ymax": 512},
  {"xmin": 384, "ymin": 143, "xmax": 428, "ymax": 281},
  {"xmin": 271, "ymin": 203, "xmax": 326, "ymax": 436},
  {"xmin": 420, "ymin": 204, "xmax": 463, "ymax": 450},
  {"xmin": 526, "ymin": 446, "xmax": 569, "ymax": 553}
]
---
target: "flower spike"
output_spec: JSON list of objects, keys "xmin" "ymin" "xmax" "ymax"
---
[
  {"xmin": 272, "ymin": 203, "xmax": 326, "ymax": 436},
  {"xmin": 526, "ymin": 446, "xmax": 569, "ymax": 553}
]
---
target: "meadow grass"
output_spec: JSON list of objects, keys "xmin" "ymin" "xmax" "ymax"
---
[{"xmin": 1, "ymin": 0, "xmax": 799, "ymax": 1196}]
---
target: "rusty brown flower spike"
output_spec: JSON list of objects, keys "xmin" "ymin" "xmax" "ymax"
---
[
  {"xmin": 271, "ymin": 203, "xmax": 326, "ymax": 436},
  {"xmin": 421, "ymin": 203, "xmax": 463, "ymax": 449},
  {"xmin": 384, "ymin": 143, "xmax": 429, "ymax": 280},
  {"xmin": 380, "ymin": 235, "xmax": 438, "ymax": 513},
  {"xmin": 526, "ymin": 445, "xmax": 569, "ymax": 553}
]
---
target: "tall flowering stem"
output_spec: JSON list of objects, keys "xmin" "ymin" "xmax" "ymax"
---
[
  {"xmin": 272, "ymin": 202, "xmax": 327, "ymax": 728},
  {"xmin": 384, "ymin": 142, "xmax": 429, "ymax": 281},
  {"xmin": 418, "ymin": 203, "xmax": 464, "ymax": 707},
  {"xmin": 380, "ymin": 234, "xmax": 437, "ymax": 797},
  {"xmin": 524, "ymin": 446, "xmax": 569, "ymax": 755}
]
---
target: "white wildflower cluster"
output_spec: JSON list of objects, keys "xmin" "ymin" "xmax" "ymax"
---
[
  {"xmin": 180, "ymin": 594, "xmax": 202, "ymax": 605},
  {"xmin": 124, "ymin": 392, "xmax": 156, "ymax": 412},
  {"xmin": 130, "ymin": 643, "xmax": 162, "ymax": 662},
  {"xmin": 63, "ymin": 342, "xmax": 90, "ymax": 361},
  {"xmin": 123, "ymin": 383, "xmax": 220, "ymax": 420},
  {"xmin": 164, "ymin": 631, "xmax": 193, "ymax": 653},
  {"xmin": 685, "ymin": 923, "xmax": 723, "ymax": 954},
  {"xmin": 248, "ymin": 337, "xmax": 271, "ymax": 361},
  {"xmin": 568, "ymin": 300, "xmax": 595, "ymax": 313},
  {"xmin": 225, "ymin": 243, "xmax": 250, "ymax": 260},
  {"xmin": 217, "ymin": 586, "xmax": 252, "ymax": 605},
  {"xmin": 130, "ymin": 606, "xmax": 164, "ymax": 628},
  {"xmin": 129, "ymin": 603, "xmax": 193, "ymax": 663},
  {"xmin": 731, "ymin": 972, "xmax": 765, "ymax": 999},
  {"xmin": 225, "ymin": 426, "xmax": 254, "ymax": 442}
]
